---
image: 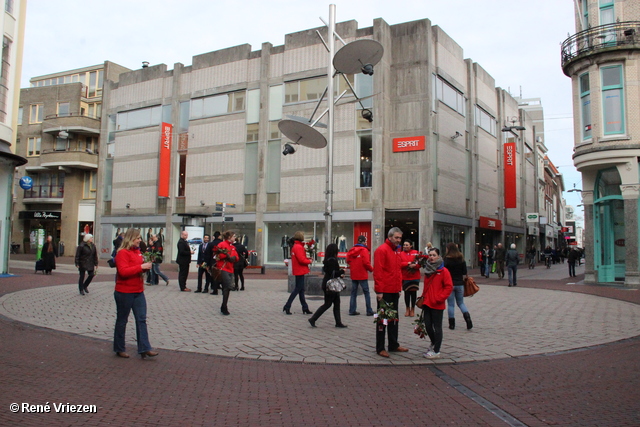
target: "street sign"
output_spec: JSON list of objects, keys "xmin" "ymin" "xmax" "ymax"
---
[
  {"xmin": 212, "ymin": 212, "xmax": 223, "ymax": 217},
  {"xmin": 215, "ymin": 202, "xmax": 223, "ymax": 211},
  {"xmin": 224, "ymin": 217, "xmax": 234, "ymax": 222},
  {"xmin": 225, "ymin": 203, "xmax": 236, "ymax": 208}
]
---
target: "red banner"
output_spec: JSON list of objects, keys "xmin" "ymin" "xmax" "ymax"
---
[
  {"xmin": 479, "ymin": 216, "xmax": 502, "ymax": 230},
  {"xmin": 158, "ymin": 123, "xmax": 172, "ymax": 198},
  {"xmin": 393, "ymin": 136, "xmax": 425, "ymax": 152},
  {"xmin": 504, "ymin": 142, "xmax": 516, "ymax": 208}
]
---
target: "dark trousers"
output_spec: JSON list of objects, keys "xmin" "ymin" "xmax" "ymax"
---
[
  {"xmin": 422, "ymin": 306, "xmax": 444, "ymax": 353},
  {"xmin": 220, "ymin": 271, "xmax": 233, "ymax": 310},
  {"xmin": 404, "ymin": 290, "xmax": 417, "ymax": 308},
  {"xmin": 113, "ymin": 291, "xmax": 151, "ymax": 354},
  {"xmin": 496, "ymin": 260, "xmax": 505, "ymax": 278},
  {"xmin": 568, "ymin": 261, "xmax": 576, "ymax": 277},
  {"xmin": 284, "ymin": 275, "xmax": 309, "ymax": 311},
  {"xmin": 234, "ymin": 268, "xmax": 245, "ymax": 290},
  {"xmin": 376, "ymin": 292, "xmax": 400, "ymax": 353},
  {"xmin": 178, "ymin": 262, "xmax": 190, "ymax": 290},
  {"xmin": 78, "ymin": 269, "xmax": 95, "ymax": 291},
  {"xmin": 197, "ymin": 266, "xmax": 211, "ymax": 292},
  {"xmin": 310, "ymin": 290, "xmax": 341, "ymax": 325}
]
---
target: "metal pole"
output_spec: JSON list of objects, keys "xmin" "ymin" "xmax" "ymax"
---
[{"xmin": 325, "ymin": 4, "xmax": 335, "ymax": 248}]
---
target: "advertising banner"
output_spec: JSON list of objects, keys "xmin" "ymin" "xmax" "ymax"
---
[
  {"xmin": 504, "ymin": 142, "xmax": 517, "ymax": 208},
  {"xmin": 184, "ymin": 226, "xmax": 204, "ymax": 262},
  {"xmin": 158, "ymin": 123, "xmax": 172, "ymax": 198}
]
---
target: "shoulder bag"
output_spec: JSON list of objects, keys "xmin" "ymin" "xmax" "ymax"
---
[
  {"xmin": 325, "ymin": 262, "xmax": 346, "ymax": 293},
  {"xmin": 463, "ymin": 276, "xmax": 480, "ymax": 297}
]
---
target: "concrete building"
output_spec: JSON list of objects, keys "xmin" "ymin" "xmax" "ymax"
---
[
  {"xmin": 0, "ymin": 0, "xmax": 27, "ymax": 274},
  {"xmin": 97, "ymin": 17, "xmax": 559, "ymax": 267},
  {"xmin": 12, "ymin": 62, "xmax": 129, "ymax": 255},
  {"xmin": 562, "ymin": 0, "xmax": 640, "ymax": 286}
]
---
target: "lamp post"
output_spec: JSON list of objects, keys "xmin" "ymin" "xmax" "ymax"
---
[{"xmin": 325, "ymin": 4, "xmax": 336, "ymax": 246}]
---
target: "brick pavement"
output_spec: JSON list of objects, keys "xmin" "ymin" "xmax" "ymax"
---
[{"xmin": 0, "ymin": 256, "xmax": 638, "ymax": 426}]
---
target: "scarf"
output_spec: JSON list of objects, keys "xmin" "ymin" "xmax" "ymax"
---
[{"xmin": 423, "ymin": 256, "xmax": 443, "ymax": 276}]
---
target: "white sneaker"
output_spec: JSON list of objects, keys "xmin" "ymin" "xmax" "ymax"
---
[{"xmin": 424, "ymin": 350, "xmax": 440, "ymax": 359}]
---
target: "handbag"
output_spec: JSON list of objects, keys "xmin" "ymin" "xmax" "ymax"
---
[
  {"xmin": 463, "ymin": 276, "xmax": 479, "ymax": 297},
  {"xmin": 326, "ymin": 277, "xmax": 346, "ymax": 293},
  {"xmin": 416, "ymin": 296, "xmax": 424, "ymax": 309}
]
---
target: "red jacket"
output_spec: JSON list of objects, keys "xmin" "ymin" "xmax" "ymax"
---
[
  {"xmin": 215, "ymin": 240, "xmax": 239, "ymax": 273},
  {"xmin": 399, "ymin": 249, "xmax": 421, "ymax": 281},
  {"xmin": 291, "ymin": 240, "xmax": 311, "ymax": 276},
  {"xmin": 421, "ymin": 265, "xmax": 453, "ymax": 310},
  {"xmin": 346, "ymin": 244, "xmax": 373, "ymax": 280},
  {"xmin": 373, "ymin": 239, "xmax": 402, "ymax": 294},
  {"xmin": 115, "ymin": 247, "xmax": 145, "ymax": 293}
]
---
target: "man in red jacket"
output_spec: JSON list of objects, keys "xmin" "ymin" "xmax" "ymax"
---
[
  {"xmin": 373, "ymin": 227, "xmax": 409, "ymax": 358},
  {"xmin": 346, "ymin": 235, "xmax": 374, "ymax": 316}
]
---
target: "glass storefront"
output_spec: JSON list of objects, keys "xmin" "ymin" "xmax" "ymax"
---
[{"xmin": 433, "ymin": 222, "xmax": 470, "ymax": 263}]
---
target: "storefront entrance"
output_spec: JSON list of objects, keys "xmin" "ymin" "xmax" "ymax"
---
[
  {"xmin": 593, "ymin": 169, "xmax": 626, "ymax": 283},
  {"xmin": 385, "ymin": 210, "xmax": 419, "ymax": 248}
]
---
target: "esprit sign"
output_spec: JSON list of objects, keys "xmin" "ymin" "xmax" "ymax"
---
[
  {"xmin": 392, "ymin": 136, "xmax": 425, "ymax": 152},
  {"xmin": 479, "ymin": 216, "xmax": 502, "ymax": 230},
  {"xmin": 504, "ymin": 142, "xmax": 516, "ymax": 208},
  {"xmin": 158, "ymin": 122, "xmax": 172, "ymax": 198}
]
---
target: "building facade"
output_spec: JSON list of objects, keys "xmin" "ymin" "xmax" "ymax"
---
[
  {"xmin": 562, "ymin": 0, "xmax": 640, "ymax": 286},
  {"xmin": 97, "ymin": 18, "xmax": 558, "ymax": 267},
  {"xmin": 12, "ymin": 62, "xmax": 129, "ymax": 255}
]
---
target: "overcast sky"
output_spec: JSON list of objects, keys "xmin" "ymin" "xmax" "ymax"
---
[{"xmin": 21, "ymin": 0, "xmax": 582, "ymax": 221}]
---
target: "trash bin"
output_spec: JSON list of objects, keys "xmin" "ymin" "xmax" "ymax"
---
[
  {"xmin": 249, "ymin": 251, "xmax": 258, "ymax": 266},
  {"xmin": 58, "ymin": 241, "xmax": 65, "ymax": 256}
]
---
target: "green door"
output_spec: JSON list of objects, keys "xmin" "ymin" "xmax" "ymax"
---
[{"xmin": 594, "ymin": 198, "xmax": 625, "ymax": 282}]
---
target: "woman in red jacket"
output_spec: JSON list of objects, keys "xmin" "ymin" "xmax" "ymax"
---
[
  {"xmin": 420, "ymin": 247, "xmax": 453, "ymax": 359},
  {"xmin": 283, "ymin": 231, "xmax": 313, "ymax": 315},
  {"xmin": 399, "ymin": 240, "xmax": 420, "ymax": 317},
  {"xmin": 113, "ymin": 228, "xmax": 157, "ymax": 359},
  {"xmin": 214, "ymin": 230, "xmax": 239, "ymax": 315}
]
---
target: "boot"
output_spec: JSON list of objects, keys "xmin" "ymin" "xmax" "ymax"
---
[
  {"xmin": 463, "ymin": 312, "xmax": 473, "ymax": 330},
  {"xmin": 405, "ymin": 307, "xmax": 411, "ymax": 317},
  {"xmin": 448, "ymin": 318, "xmax": 455, "ymax": 330}
]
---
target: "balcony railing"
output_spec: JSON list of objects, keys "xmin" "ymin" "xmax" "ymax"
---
[
  {"xmin": 24, "ymin": 184, "xmax": 64, "ymax": 199},
  {"xmin": 562, "ymin": 21, "xmax": 640, "ymax": 71}
]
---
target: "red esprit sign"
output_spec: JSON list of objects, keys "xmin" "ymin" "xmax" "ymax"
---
[
  {"xmin": 158, "ymin": 123, "xmax": 172, "ymax": 198},
  {"xmin": 504, "ymin": 142, "xmax": 516, "ymax": 208},
  {"xmin": 393, "ymin": 136, "xmax": 425, "ymax": 152},
  {"xmin": 479, "ymin": 216, "xmax": 502, "ymax": 230}
]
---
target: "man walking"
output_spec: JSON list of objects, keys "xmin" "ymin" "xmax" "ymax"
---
[
  {"xmin": 373, "ymin": 227, "xmax": 409, "ymax": 358},
  {"xmin": 205, "ymin": 231, "xmax": 223, "ymax": 295},
  {"xmin": 567, "ymin": 246, "xmax": 579, "ymax": 277},
  {"xmin": 482, "ymin": 244, "xmax": 494, "ymax": 278},
  {"xmin": 176, "ymin": 230, "xmax": 193, "ymax": 292},
  {"xmin": 195, "ymin": 234, "xmax": 211, "ymax": 293},
  {"xmin": 494, "ymin": 243, "xmax": 505, "ymax": 279},
  {"xmin": 346, "ymin": 235, "xmax": 374, "ymax": 316},
  {"xmin": 505, "ymin": 244, "xmax": 520, "ymax": 287}
]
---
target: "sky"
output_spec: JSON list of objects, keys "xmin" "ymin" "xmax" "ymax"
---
[{"xmin": 21, "ymin": 0, "xmax": 583, "ymax": 223}]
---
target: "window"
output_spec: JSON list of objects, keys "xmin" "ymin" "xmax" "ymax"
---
[
  {"xmin": 84, "ymin": 137, "xmax": 98, "ymax": 153},
  {"xmin": 579, "ymin": 73, "xmax": 592, "ymax": 140},
  {"xmin": 5, "ymin": 0, "xmax": 14, "ymax": 14},
  {"xmin": 601, "ymin": 65, "xmax": 624, "ymax": 135},
  {"xmin": 582, "ymin": 0, "xmax": 589, "ymax": 29},
  {"xmin": 268, "ymin": 85, "xmax": 283, "ymax": 121},
  {"xmin": 0, "ymin": 36, "xmax": 10, "ymax": 122},
  {"xmin": 355, "ymin": 74, "xmax": 373, "ymax": 109},
  {"xmin": 82, "ymin": 102, "xmax": 101, "ymax": 119},
  {"xmin": 29, "ymin": 104, "xmax": 43, "ymax": 123},
  {"xmin": 265, "ymin": 140, "xmax": 281, "ymax": 193},
  {"xmin": 27, "ymin": 137, "xmax": 41, "ymax": 156},
  {"xmin": 55, "ymin": 136, "xmax": 67, "ymax": 151},
  {"xmin": 474, "ymin": 106, "xmax": 496, "ymax": 136},
  {"xmin": 246, "ymin": 89, "xmax": 260, "ymax": 124},
  {"xmin": 83, "ymin": 171, "xmax": 97, "ymax": 199},
  {"xmin": 177, "ymin": 154, "xmax": 187, "ymax": 197},
  {"xmin": 599, "ymin": 0, "xmax": 616, "ymax": 44},
  {"xmin": 434, "ymin": 75, "xmax": 466, "ymax": 116},
  {"xmin": 246, "ymin": 123, "xmax": 259, "ymax": 142},
  {"xmin": 87, "ymin": 70, "xmax": 103, "ymax": 98},
  {"xmin": 116, "ymin": 105, "xmax": 162, "ymax": 131},
  {"xmin": 244, "ymin": 142, "xmax": 258, "ymax": 195},
  {"xmin": 17, "ymin": 106, "xmax": 22, "ymax": 125},
  {"xmin": 284, "ymin": 75, "xmax": 354, "ymax": 104},
  {"xmin": 190, "ymin": 91, "xmax": 245, "ymax": 120},
  {"xmin": 57, "ymin": 102, "xmax": 70, "ymax": 117},
  {"xmin": 358, "ymin": 132, "xmax": 372, "ymax": 188}
]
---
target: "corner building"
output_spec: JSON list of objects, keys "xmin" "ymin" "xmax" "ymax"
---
[
  {"xmin": 562, "ymin": 0, "xmax": 640, "ymax": 286},
  {"xmin": 98, "ymin": 18, "xmax": 551, "ymax": 266}
]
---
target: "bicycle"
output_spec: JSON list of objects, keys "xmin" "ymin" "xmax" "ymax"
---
[{"xmin": 544, "ymin": 255, "xmax": 552, "ymax": 269}]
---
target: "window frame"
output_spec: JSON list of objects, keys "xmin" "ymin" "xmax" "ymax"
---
[
  {"xmin": 29, "ymin": 104, "xmax": 43, "ymax": 123},
  {"xmin": 579, "ymin": 72, "xmax": 592, "ymax": 140},
  {"xmin": 27, "ymin": 137, "xmax": 41, "ymax": 157},
  {"xmin": 601, "ymin": 65, "xmax": 625, "ymax": 136}
]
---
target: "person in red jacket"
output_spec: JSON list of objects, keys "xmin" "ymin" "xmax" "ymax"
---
[
  {"xmin": 283, "ymin": 231, "xmax": 313, "ymax": 315},
  {"xmin": 373, "ymin": 227, "xmax": 409, "ymax": 358},
  {"xmin": 346, "ymin": 235, "xmax": 374, "ymax": 316},
  {"xmin": 399, "ymin": 240, "xmax": 421, "ymax": 318},
  {"xmin": 214, "ymin": 230, "xmax": 239, "ymax": 316},
  {"xmin": 113, "ymin": 228, "xmax": 157, "ymax": 359},
  {"xmin": 420, "ymin": 247, "xmax": 454, "ymax": 359}
]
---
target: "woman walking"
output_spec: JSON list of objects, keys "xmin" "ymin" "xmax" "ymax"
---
[
  {"xmin": 214, "ymin": 230, "xmax": 239, "ymax": 315},
  {"xmin": 399, "ymin": 240, "xmax": 420, "ymax": 317},
  {"xmin": 421, "ymin": 247, "xmax": 453, "ymax": 359},
  {"xmin": 75, "ymin": 234, "xmax": 98, "ymax": 295},
  {"xmin": 149, "ymin": 234, "xmax": 169, "ymax": 286},
  {"xmin": 283, "ymin": 231, "xmax": 313, "ymax": 315},
  {"xmin": 308, "ymin": 244, "xmax": 347, "ymax": 328},
  {"xmin": 41, "ymin": 235, "xmax": 57, "ymax": 275},
  {"xmin": 443, "ymin": 242, "xmax": 472, "ymax": 330},
  {"xmin": 113, "ymin": 228, "xmax": 158, "ymax": 359}
]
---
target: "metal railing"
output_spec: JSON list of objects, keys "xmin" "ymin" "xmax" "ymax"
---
[
  {"xmin": 562, "ymin": 22, "xmax": 640, "ymax": 69},
  {"xmin": 23, "ymin": 185, "xmax": 64, "ymax": 199}
]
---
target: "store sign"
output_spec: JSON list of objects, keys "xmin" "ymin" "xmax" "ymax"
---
[
  {"xmin": 526, "ymin": 212, "xmax": 539, "ymax": 223},
  {"xmin": 158, "ymin": 122, "xmax": 172, "ymax": 198},
  {"xmin": 615, "ymin": 239, "xmax": 625, "ymax": 247},
  {"xmin": 19, "ymin": 176, "xmax": 33, "ymax": 190},
  {"xmin": 18, "ymin": 211, "xmax": 61, "ymax": 220},
  {"xmin": 392, "ymin": 136, "xmax": 425, "ymax": 152},
  {"xmin": 479, "ymin": 216, "xmax": 502, "ymax": 230},
  {"xmin": 545, "ymin": 225, "xmax": 554, "ymax": 238},
  {"xmin": 527, "ymin": 226, "xmax": 539, "ymax": 236},
  {"xmin": 504, "ymin": 142, "xmax": 517, "ymax": 208}
]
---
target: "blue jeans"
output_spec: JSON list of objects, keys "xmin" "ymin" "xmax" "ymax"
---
[
  {"xmin": 285, "ymin": 275, "xmax": 309, "ymax": 311},
  {"xmin": 151, "ymin": 263, "xmax": 168, "ymax": 285},
  {"xmin": 485, "ymin": 260, "xmax": 491, "ymax": 277},
  {"xmin": 508, "ymin": 265, "xmax": 517, "ymax": 285},
  {"xmin": 447, "ymin": 285, "xmax": 468, "ymax": 319},
  {"xmin": 113, "ymin": 291, "xmax": 152, "ymax": 354},
  {"xmin": 349, "ymin": 279, "xmax": 373, "ymax": 315}
]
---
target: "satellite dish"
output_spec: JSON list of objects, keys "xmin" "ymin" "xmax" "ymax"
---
[
  {"xmin": 278, "ymin": 119, "xmax": 327, "ymax": 149},
  {"xmin": 58, "ymin": 131, "xmax": 69, "ymax": 139},
  {"xmin": 333, "ymin": 39, "xmax": 384, "ymax": 75},
  {"xmin": 286, "ymin": 115, "xmax": 327, "ymax": 129}
]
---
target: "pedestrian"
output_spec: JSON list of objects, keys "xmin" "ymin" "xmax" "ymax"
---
[
  {"xmin": 482, "ymin": 244, "xmax": 494, "ymax": 278},
  {"xmin": 494, "ymin": 243, "xmax": 505, "ymax": 279},
  {"xmin": 421, "ymin": 247, "xmax": 453, "ymax": 359},
  {"xmin": 41, "ymin": 235, "xmax": 58, "ymax": 275},
  {"xmin": 206, "ymin": 231, "xmax": 223, "ymax": 294},
  {"xmin": 526, "ymin": 246, "xmax": 536, "ymax": 269},
  {"xmin": 424, "ymin": 241, "xmax": 434, "ymax": 254},
  {"xmin": 176, "ymin": 230, "xmax": 193, "ymax": 292},
  {"xmin": 283, "ymin": 231, "xmax": 313, "ymax": 315},
  {"xmin": 308, "ymin": 243, "xmax": 347, "ymax": 328},
  {"xmin": 478, "ymin": 248, "xmax": 485, "ymax": 276},
  {"xmin": 399, "ymin": 239, "xmax": 420, "ymax": 317},
  {"xmin": 567, "ymin": 246, "xmax": 579, "ymax": 277},
  {"xmin": 346, "ymin": 235, "xmax": 374, "ymax": 316},
  {"xmin": 213, "ymin": 230, "xmax": 239, "ymax": 315},
  {"xmin": 195, "ymin": 234, "xmax": 211, "ymax": 293},
  {"xmin": 505, "ymin": 243, "xmax": 520, "ymax": 287},
  {"xmin": 233, "ymin": 237, "xmax": 249, "ymax": 291},
  {"xmin": 373, "ymin": 227, "xmax": 409, "ymax": 358},
  {"xmin": 75, "ymin": 233, "xmax": 98, "ymax": 296},
  {"xmin": 113, "ymin": 228, "xmax": 158, "ymax": 359},
  {"xmin": 149, "ymin": 234, "xmax": 169, "ymax": 286},
  {"xmin": 444, "ymin": 242, "xmax": 472, "ymax": 330}
]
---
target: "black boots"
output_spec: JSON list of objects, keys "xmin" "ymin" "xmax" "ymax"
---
[
  {"xmin": 448, "ymin": 318, "xmax": 455, "ymax": 330},
  {"xmin": 463, "ymin": 312, "xmax": 473, "ymax": 330}
]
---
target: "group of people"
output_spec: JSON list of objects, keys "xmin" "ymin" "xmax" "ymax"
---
[
  {"xmin": 282, "ymin": 228, "xmax": 477, "ymax": 360},
  {"xmin": 479, "ymin": 243, "xmax": 521, "ymax": 286}
]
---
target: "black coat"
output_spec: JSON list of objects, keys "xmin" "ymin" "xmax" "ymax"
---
[
  {"xmin": 233, "ymin": 242, "xmax": 249, "ymax": 270},
  {"xmin": 41, "ymin": 241, "xmax": 57, "ymax": 271},
  {"xmin": 176, "ymin": 238, "xmax": 192, "ymax": 264},
  {"xmin": 197, "ymin": 241, "xmax": 209, "ymax": 265},
  {"xmin": 321, "ymin": 257, "xmax": 344, "ymax": 292},
  {"xmin": 75, "ymin": 242, "xmax": 98, "ymax": 271}
]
